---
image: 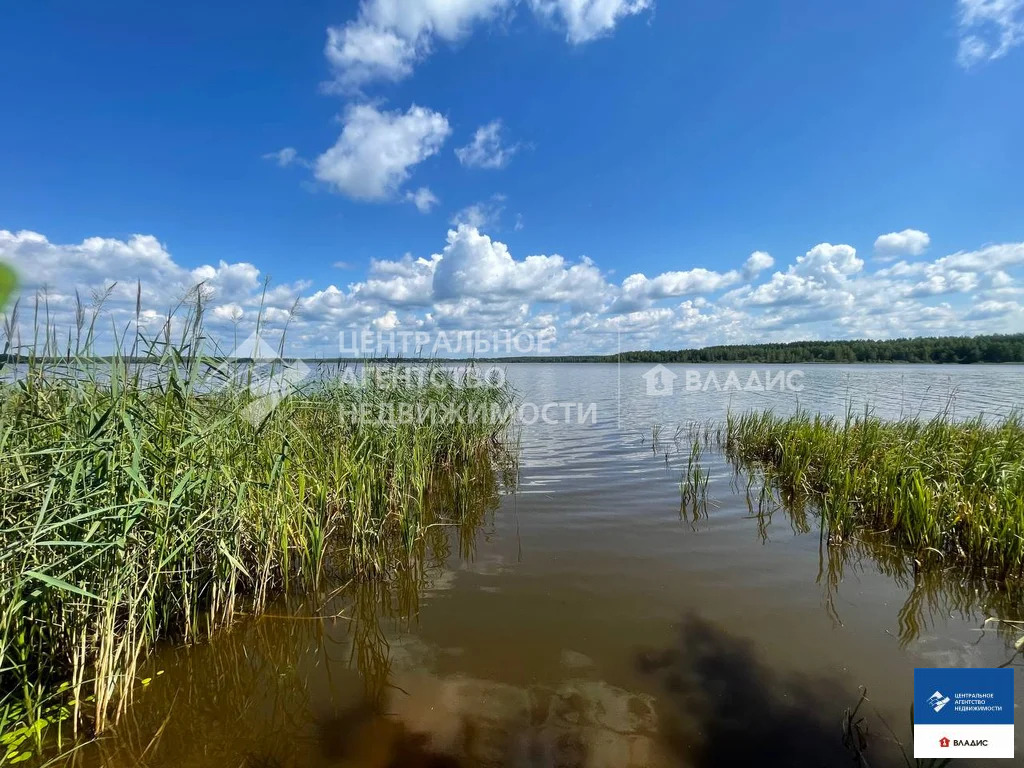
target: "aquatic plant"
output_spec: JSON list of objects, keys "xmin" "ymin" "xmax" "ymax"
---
[
  {"xmin": 679, "ymin": 438, "xmax": 710, "ymax": 520},
  {"xmin": 0, "ymin": 288, "xmax": 514, "ymax": 751},
  {"xmin": 725, "ymin": 409, "xmax": 1024, "ymax": 574}
]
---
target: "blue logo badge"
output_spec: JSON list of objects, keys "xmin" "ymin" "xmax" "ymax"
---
[
  {"xmin": 913, "ymin": 668, "xmax": 1015, "ymax": 758},
  {"xmin": 914, "ymin": 668, "xmax": 1014, "ymax": 725}
]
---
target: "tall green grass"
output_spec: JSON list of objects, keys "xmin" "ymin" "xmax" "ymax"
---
[
  {"xmin": 0, "ymin": 288, "xmax": 514, "ymax": 754},
  {"xmin": 726, "ymin": 409, "xmax": 1024, "ymax": 574}
]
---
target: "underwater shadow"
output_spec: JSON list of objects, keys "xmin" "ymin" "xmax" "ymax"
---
[{"xmin": 637, "ymin": 613, "xmax": 901, "ymax": 767}]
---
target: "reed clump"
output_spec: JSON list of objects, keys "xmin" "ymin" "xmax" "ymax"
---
[
  {"xmin": 726, "ymin": 410, "xmax": 1024, "ymax": 573},
  {"xmin": 0, "ymin": 292, "xmax": 514, "ymax": 752}
]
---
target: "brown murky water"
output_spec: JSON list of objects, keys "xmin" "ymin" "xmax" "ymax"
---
[{"xmin": 73, "ymin": 364, "xmax": 1024, "ymax": 766}]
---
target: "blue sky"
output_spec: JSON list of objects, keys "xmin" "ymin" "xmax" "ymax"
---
[{"xmin": 2, "ymin": 1, "xmax": 1023, "ymax": 354}]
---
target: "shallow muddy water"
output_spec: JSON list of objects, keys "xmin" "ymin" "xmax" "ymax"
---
[{"xmin": 75, "ymin": 364, "xmax": 1024, "ymax": 766}]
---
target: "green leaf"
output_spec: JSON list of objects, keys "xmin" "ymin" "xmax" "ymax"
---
[
  {"xmin": 0, "ymin": 263, "xmax": 15, "ymax": 310},
  {"xmin": 23, "ymin": 570, "xmax": 102, "ymax": 601}
]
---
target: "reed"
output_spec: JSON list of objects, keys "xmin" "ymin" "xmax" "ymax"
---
[
  {"xmin": 679, "ymin": 438, "xmax": 710, "ymax": 519},
  {"xmin": 0, "ymin": 288, "xmax": 514, "ymax": 756},
  {"xmin": 725, "ymin": 409, "xmax": 1024, "ymax": 574}
]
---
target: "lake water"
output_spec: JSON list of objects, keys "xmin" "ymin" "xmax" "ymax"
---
[{"xmin": 75, "ymin": 364, "xmax": 1024, "ymax": 767}]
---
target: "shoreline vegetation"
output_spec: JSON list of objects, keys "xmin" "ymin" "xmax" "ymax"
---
[
  {"xmin": 0, "ymin": 295, "xmax": 515, "ymax": 758},
  {"xmin": 725, "ymin": 410, "xmax": 1024, "ymax": 575},
  {"xmin": 4, "ymin": 332, "xmax": 1023, "ymax": 366}
]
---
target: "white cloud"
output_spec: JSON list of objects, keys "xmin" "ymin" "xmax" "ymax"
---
[
  {"xmin": 0, "ymin": 230, "xmax": 292, "ymax": 348},
  {"xmin": 613, "ymin": 268, "xmax": 743, "ymax": 312},
  {"xmin": 325, "ymin": 0, "xmax": 652, "ymax": 88},
  {"xmin": 4, "ymin": 226, "xmax": 1024, "ymax": 357},
  {"xmin": 262, "ymin": 147, "xmax": 301, "ymax": 167},
  {"xmin": 940, "ymin": 242, "xmax": 1024, "ymax": 271},
  {"xmin": 743, "ymin": 251, "xmax": 774, "ymax": 279},
  {"xmin": 726, "ymin": 243, "xmax": 862, "ymax": 310},
  {"xmin": 315, "ymin": 104, "xmax": 451, "ymax": 200},
  {"xmin": 372, "ymin": 309, "xmax": 400, "ymax": 330},
  {"xmin": 432, "ymin": 224, "xmax": 607, "ymax": 311},
  {"xmin": 874, "ymin": 229, "xmax": 931, "ymax": 259},
  {"xmin": 325, "ymin": 0, "xmax": 513, "ymax": 89},
  {"xmin": 324, "ymin": 23, "xmax": 418, "ymax": 90},
  {"xmin": 355, "ymin": 252, "xmax": 441, "ymax": 306},
  {"xmin": 405, "ymin": 187, "xmax": 440, "ymax": 212},
  {"xmin": 451, "ymin": 195, "xmax": 506, "ymax": 229},
  {"xmin": 966, "ymin": 299, "xmax": 1022, "ymax": 320},
  {"xmin": 793, "ymin": 243, "xmax": 863, "ymax": 285},
  {"xmin": 956, "ymin": 0, "xmax": 1024, "ymax": 67},
  {"xmin": 451, "ymin": 204, "xmax": 492, "ymax": 229},
  {"xmin": 905, "ymin": 270, "xmax": 979, "ymax": 297},
  {"xmin": 455, "ymin": 120, "xmax": 520, "ymax": 169},
  {"xmin": 0, "ymin": 230, "xmax": 180, "ymax": 312},
  {"xmin": 212, "ymin": 303, "xmax": 245, "ymax": 323},
  {"xmin": 528, "ymin": 0, "xmax": 653, "ymax": 43},
  {"xmin": 189, "ymin": 261, "xmax": 263, "ymax": 307}
]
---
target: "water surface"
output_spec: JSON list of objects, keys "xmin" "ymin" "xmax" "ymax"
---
[{"xmin": 79, "ymin": 364, "xmax": 1024, "ymax": 766}]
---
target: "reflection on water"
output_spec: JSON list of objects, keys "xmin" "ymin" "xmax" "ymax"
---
[
  {"xmin": 817, "ymin": 529, "xmax": 1024, "ymax": 649},
  {"xmin": 51, "ymin": 364, "xmax": 1024, "ymax": 766},
  {"xmin": 76, "ymin": 578, "xmax": 669, "ymax": 767},
  {"xmin": 638, "ymin": 614, "xmax": 865, "ymax": 766},
  {"xmin": 728, "ymin": 463, "xmax": 1024, "ymax": 648}
]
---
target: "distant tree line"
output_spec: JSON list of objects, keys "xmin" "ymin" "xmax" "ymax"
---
[
  {"xmin": 473, "ymin": 333, "xmax": 1024, "ymax": 364},
  {"xmin": 3, "ymin": 333, "xmax": 1023, "ymax": 366}
]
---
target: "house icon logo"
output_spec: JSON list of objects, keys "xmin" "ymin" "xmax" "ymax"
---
[
  {"xmin": 939, "ymin": 737, "xmax": 950, "ymax": 748},
  {"xmin": 643, "ymin": 364, "xmax": 677, "ymax": 397}
]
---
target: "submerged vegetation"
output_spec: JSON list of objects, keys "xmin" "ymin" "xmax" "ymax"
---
[
  {"xmin": 0, "ymin": 290, "xmax": 515, "ymax": 755},
  {"xmin": 725, "ymin": 410, "xmax": 1024, "ymax": 574}
]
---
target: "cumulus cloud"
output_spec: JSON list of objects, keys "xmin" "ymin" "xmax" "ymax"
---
[
  {"xmin": 956, "ymin": 0, "xmax": 1024, "ymax": 68},
  {"xmin": 455, "ymin": 120, "xmax": 520, "ymax": 169},
  {"xmin": 743, "ymin": 251, "xmax": 774, "ymax": 280},
  {"xmin": 325, "ymin": 0, "xmax": 652, "ymax": 88},
  {"xmin": 315, "ymin": 104, "xmax": 450, "ymax": 201},
  {"xmin": 874, "ymin": 228, "xmax": 931, "ymax": 259},
  {"xmin": 432, "ymin": 224, "xmax": 607, "ymax": 311},
  {"xmin": 528, "ymin": 0, "xmax": 653, "ymax": 43},
  {"xmin": 793, "ymin": 243, "xmax": 863, "ymax": 284},
  {"xmin": 324, "ymin": 23, "xmax": 419, "ymax": 90},
  {"xmin": 0, "ymin": 229, "xmax": 288, "ymax": 348},
  {"xmin": 726, "ymin": 243, "xmax": 863, "ymax": 311},
  {"xmin": 325, "ymin": 0, "xmax": 514, "ymax": 90},
  {"xmin": 355, "ymin": 252, "xmax": 441, "ymax": 307},
  {"xmin": 212, "ymin": 303, "xmax": 245, "ymax": 323},
  {"xmin": 613, "ymin": 268, "xmax": 743, "ymax": 312},
  {"xmin": 4, "ymin": 226, "xmax": 1024, "ymax": 357}
]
